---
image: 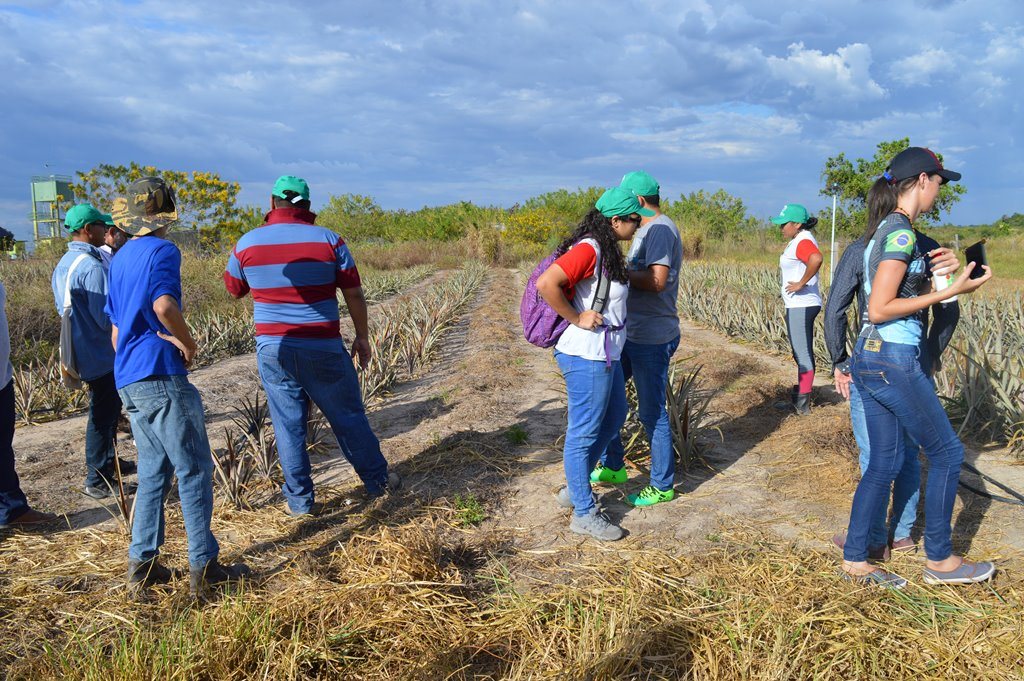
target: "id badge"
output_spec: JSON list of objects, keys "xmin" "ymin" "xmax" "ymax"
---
[{"xmin": 864, "ymin": 339, "xmax": 882, "ymax": 353}]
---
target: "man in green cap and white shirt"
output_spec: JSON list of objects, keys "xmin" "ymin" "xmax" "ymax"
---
[
  {"xmin": 51, "ymin": 203, "xmax": 136, "ymax": 499},
  {"xmin": 592, "ymin": 171, "xmax": 683, "ymax": 506}
]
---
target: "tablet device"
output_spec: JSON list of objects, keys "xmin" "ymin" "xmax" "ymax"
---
[{"xmin": 964, "ymin": 239, "xmax": 988, "ymax": 280}]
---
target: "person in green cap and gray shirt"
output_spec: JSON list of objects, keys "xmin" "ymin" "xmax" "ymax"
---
[
  {"xmin": 592, "ymin": 171, "xmax": 683, "ymax": 507},
  {"xmin": 51, "ymin": 204, "xmax": 136, "ymax": 499},
  {"xmin": 106, "ymin": 177, "xmax": 248, "ymax": 596}
]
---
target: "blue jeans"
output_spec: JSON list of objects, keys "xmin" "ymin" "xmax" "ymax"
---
[
  {"xmin": 555, "ymin": 351, "xmax": 628, "ymax": 517},
  {"xmin": 845, "ymin": 339, "xmax": 964, "ymax": 562},
  {"xmin": 83, "ymin": 371, "xmax": 122, "ymax": 488},
  {"xmin": 849, "ymin": 382, "xmax": 919, "ymax": 547},
  {"xmin": 0, "ymin": 380, "xmax": 30, "ymax": 525},
  {"xmin": 119, "ymin": 375, "xmax": 219, "ymax": 568},
  {"xmin": 600, "ymin": 336, "xmax": 680, "ymax": 491},
  {"xmin": 256, "ymin": 343, "xmax": 389, "ymax": 513}
]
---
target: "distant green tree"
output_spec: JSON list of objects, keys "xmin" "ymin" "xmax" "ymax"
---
[
  {"xmin": 820, "ymin": 138, "xmax": 966, "ymax": 237},
  {"xmin": 0, "ymin": 226, "xmax": 15, "ymax": 252},
  {"xmin": 522, "ymin": 187, "xmax": 605, "ymax": 221},
  {"xmin": 71, "ymin": 162, "xmax": 242, "ymax": 232},
  {"xmin": 665, "ymin": 189, "xmax": 762, "ymax": 238}
]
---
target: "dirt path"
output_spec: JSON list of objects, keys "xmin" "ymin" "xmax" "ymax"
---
[{"xmin": 6, "ymin": 266, "xmax": 1023, "ymax": 574}]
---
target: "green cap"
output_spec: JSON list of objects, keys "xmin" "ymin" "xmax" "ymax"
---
[
  {"xmin": 595, "ymin": 186, "xmax": 656, "ymax": 219},
  {"xmin": 620, "ymin": 170, "xmax": 660, "ymax": 197},
  {"xmin": 101, "ymin": 213, "xmax": 115, "ymax": 227},
  {"xmin": 64, "ymin": 203, "xmax": 107, "ymax": 232},
  {"xmin": 771, "ymin": 203, "xmax": 811, "ymax": 225},
  {"xmin": 272, "ymin": 175, "xmax": 310, "ymax": 202}
]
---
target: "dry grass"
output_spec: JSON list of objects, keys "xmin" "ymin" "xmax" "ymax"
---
[{"xmin": 2, "ymin": 482, "xmax": 1021, "ymax": 679}]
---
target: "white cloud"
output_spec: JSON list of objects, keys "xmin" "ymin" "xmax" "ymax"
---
[
  {"xmin": 889, "ymin": 49, "xmax": 953, "ymax": 87},
  {"xmin": 767, "ymin": 42, "xmax": 887, "ymax": 101}
]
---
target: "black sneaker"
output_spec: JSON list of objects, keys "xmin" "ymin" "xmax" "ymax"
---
[
  {"xmin": 114, "ymin": 458, "xmax": 137, "ymax": 475},
  {"xmin": 127, "ymin": 558, "xmax": 176, "ymax": 594},
  {"xmin": 84, "ymin": 481, "xmax": 137, "ymax": 499},
  {"xmin": 189, "ymin": 559, "xmax": 251, "ymax": 596},
  {"xmin": 369, "ymin": 471, "xmax": 402, "ymax": 498}
]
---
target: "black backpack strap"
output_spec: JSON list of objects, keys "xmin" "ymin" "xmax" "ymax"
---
[{"xmin": 589, "ymin": 251, "xmax": 610, "ymax": 314}]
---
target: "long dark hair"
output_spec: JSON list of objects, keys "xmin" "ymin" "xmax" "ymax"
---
[
  {"xmin": 555, "ymin": 208, "xmax": 629, "ymax": 283},
  {"xmin": 862, "ymin": 176, "xmax": 917, "ymax": 243}
]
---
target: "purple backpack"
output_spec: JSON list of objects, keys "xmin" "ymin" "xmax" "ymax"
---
[{"xmin": 521, "ymin": 244, "xmax": 609, "ymax": 348}]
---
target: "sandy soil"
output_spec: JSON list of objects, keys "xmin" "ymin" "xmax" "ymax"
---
[{"xmin": 6, "ymin": 268, "xmax": 1024, "ymax": 572}]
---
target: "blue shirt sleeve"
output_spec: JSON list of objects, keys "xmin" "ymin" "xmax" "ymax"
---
[
  {"xmin": 149, "ymin": 243, "xmax": 183, "ymax": 306},
  {"xmin": 80, "ymin": 264, "xmax": 112, "ymax": 333},
  {"xmin": 642, "ymin": 224, "xmax": 675, "ymax": 268}
]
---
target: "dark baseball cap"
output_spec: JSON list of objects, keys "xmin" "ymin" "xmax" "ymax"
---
[
  {"xmin": 887, "ymin": 147, "xmax": 961, "ymax": 185},
  {"xmin": 110, "ymin": 176, "xmax": 179, "ymax": 235}
]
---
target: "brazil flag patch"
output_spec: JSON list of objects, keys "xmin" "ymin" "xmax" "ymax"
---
[{"xmin": 884, "ymin": 228, "xmax": 915, "ymax": 255}]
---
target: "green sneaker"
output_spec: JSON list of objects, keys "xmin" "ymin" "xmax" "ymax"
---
[
  {"xmin": 590, "ymin": 463, "xmax": 627, "ymax": 485},
  {"xmin": 627, "ymin": 486, "xmax": 675, "ymax": 507}
]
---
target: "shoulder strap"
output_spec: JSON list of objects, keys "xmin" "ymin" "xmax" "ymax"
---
[
  {"xmin": 589, "ymin": 252, "xmax": 611, "ymax": 314},
  {"xmin": 62, "ymin": 253, "xmax": 92, "ymax": 312}
]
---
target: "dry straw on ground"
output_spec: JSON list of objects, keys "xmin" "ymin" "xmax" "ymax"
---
[{"xmin": 2, "ymin": 476, "xmax": 1022, "ymax": 680}]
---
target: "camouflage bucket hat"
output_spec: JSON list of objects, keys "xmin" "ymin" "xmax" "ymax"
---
[{"xmin": 111, "ymin": 176, "xmax": 178, "ymax": 235}]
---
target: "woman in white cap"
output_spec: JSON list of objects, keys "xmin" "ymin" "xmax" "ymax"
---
[
  {"xmin": 841, "ymin": 147, "xmax": 994, "ymax": 587},
  {"xmin": 773, "ymin": 204, "xmax": 823, "ymax": 415}
]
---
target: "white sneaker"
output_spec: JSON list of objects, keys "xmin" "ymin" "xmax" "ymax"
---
[{"xmin": 569, "ymin": 508, "xmax": 624, "ymax": 541}]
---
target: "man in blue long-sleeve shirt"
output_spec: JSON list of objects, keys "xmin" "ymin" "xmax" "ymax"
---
[
  {"xmin": 51, "ymin": 204, "xmax": 136, "ymax": 499},
  {"xmin": 824, "ymin": 233, "xmax": 959, "ymax": 559}
]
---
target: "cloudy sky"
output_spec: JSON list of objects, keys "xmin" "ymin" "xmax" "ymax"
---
[{"xmin": 1, "ymin": 0, "xmax": 1022, "ymax": 240}]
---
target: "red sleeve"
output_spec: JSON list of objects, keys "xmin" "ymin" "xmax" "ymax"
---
[
  {"xmin": 553, "ymin": 242, "xmax": 597, "ymax": 288},
  {"xmin": 796, "ymin": 239, "xmax": 821, "ymax": 264}
]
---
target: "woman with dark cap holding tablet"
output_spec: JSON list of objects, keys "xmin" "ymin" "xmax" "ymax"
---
[
  {"xmin": 841, "ymin": 147, "xmax": 994, "ymax": 588},
  {"xmin": 773, "ymin": 204, "xmax": 823, "ymax": 415}
]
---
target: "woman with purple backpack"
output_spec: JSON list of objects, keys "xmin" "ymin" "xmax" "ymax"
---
[{"xmin": 535, "ymin": 187, "xmax": 648, "ymax": 541}]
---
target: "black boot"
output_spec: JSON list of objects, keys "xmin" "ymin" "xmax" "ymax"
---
[
  {"xmin": 794, "ymin": 392, "xmax": 811, "ymax": 415},
  {"xmin": 127, "ymin": 558, "xmax": 175, "ymax": 594},
  {"xmin": 189, "ymin": 559, "xmax": 251, "ymax": 596}
]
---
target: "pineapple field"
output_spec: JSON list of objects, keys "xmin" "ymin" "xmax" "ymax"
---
[{"xmin": 1, "ymin": 248, "xmax": 1023, "ymax": 679}]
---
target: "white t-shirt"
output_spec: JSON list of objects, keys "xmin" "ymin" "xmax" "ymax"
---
[
  {"xmin": 779, "ymin": 231, "xmax": 822, "ymax": 308},
  {"xmin": 554, "ymin": 238, "xmax": 629, "ymax": 362},
  {"xmin": 0, "ymin": 281, "xmax": 13, "ymax": 390}
]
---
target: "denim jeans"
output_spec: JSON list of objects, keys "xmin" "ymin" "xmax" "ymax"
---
[
  {"xmin": 845, "ymin": 339, "xmax": 964, "ymax": 562},
  {"xmin": 83, "ymin": 371, "xmax": 122, "ymax": 488},
  {"xmin": 0, "ymin": 380, "xmax": 29, "ymax": 525},
  {"xmin": 256, "ymin": 343, "xmax": 389, "ymax": 513},
  {"xmin": 555, "ymin": 351, "xmax": 628, "ymax": 517},
  {"xmin": 600, "ymin": 336, "xmax": 680, "ymax": 491},
  {"xmin": 849, "ymin": 382, "xmax": 919, "ymax": 547},
  {"xmin": 119, "ymin": 375, "xmax": 219, "ymax": 569}
]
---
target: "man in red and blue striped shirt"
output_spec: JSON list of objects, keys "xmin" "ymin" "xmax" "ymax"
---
[{"xmin": 224, "ymin": 176, "xmax": 397, "ymax": 515}]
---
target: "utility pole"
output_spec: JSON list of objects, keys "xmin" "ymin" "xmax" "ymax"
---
[{"xmin": 829, "ymin": 184, "xmax": 840, "ymax": 282}]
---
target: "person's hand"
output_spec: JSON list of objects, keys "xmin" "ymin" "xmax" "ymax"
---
[
  {"xmin": 950, "ymin": 262, "xmax": 993, "ymax": 296},
  {"xmin": 157, "ymin": 332, "xmax": 198, "ymax": 368},
  {"xmin": 575, "ymin": 310, "xmax": 604, "ymax": 330},
  {"xmin": 784, "ymin": 281, "xmax": 804, "ymax": 294},
  {"xmin": 351, "ymin": 335, "xmax": 372, "ymax": 370},
  {"xmin": 833, "ymin": 368, "xmax": 852, "ymax": 400},
  {"xmin": 928, "ymin": 247, "xmax": 960, "ymax": 278}
]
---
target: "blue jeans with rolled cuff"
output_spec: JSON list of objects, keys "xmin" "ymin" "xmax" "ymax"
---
[
  {"xmin": 844, "ymin": 339, "xmax": 963, "ymax": 563},
  {"xmin": 599, "ymin": 336, "xmax": 680, "ymax": 491},
  {"xmin": 849, "ymin": 382, "xmax": 920, "ymax": 547},
  {"xmin": 256, "ymin": 343, "xmax": 389, "ymax": 514},
  {"xmin": 555, "ymin": 350, "xmax": 628, "ymax": 517},
  {"xmin": 119, "ymin": 375, "xmax": 219, "ymax": 569}
]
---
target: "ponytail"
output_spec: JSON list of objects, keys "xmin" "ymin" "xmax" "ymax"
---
[{"xmin": 861, "ymin": 175, "xmax": 918, "ymax": 243}]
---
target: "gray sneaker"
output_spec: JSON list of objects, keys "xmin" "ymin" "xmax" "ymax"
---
[
  {"xmin": 569, "ymin": 508, "xmax": 624, "ymax": 541},
  {"xmin": 554, "ymin": 486, "xmax": 599, "ymax": 510}
]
